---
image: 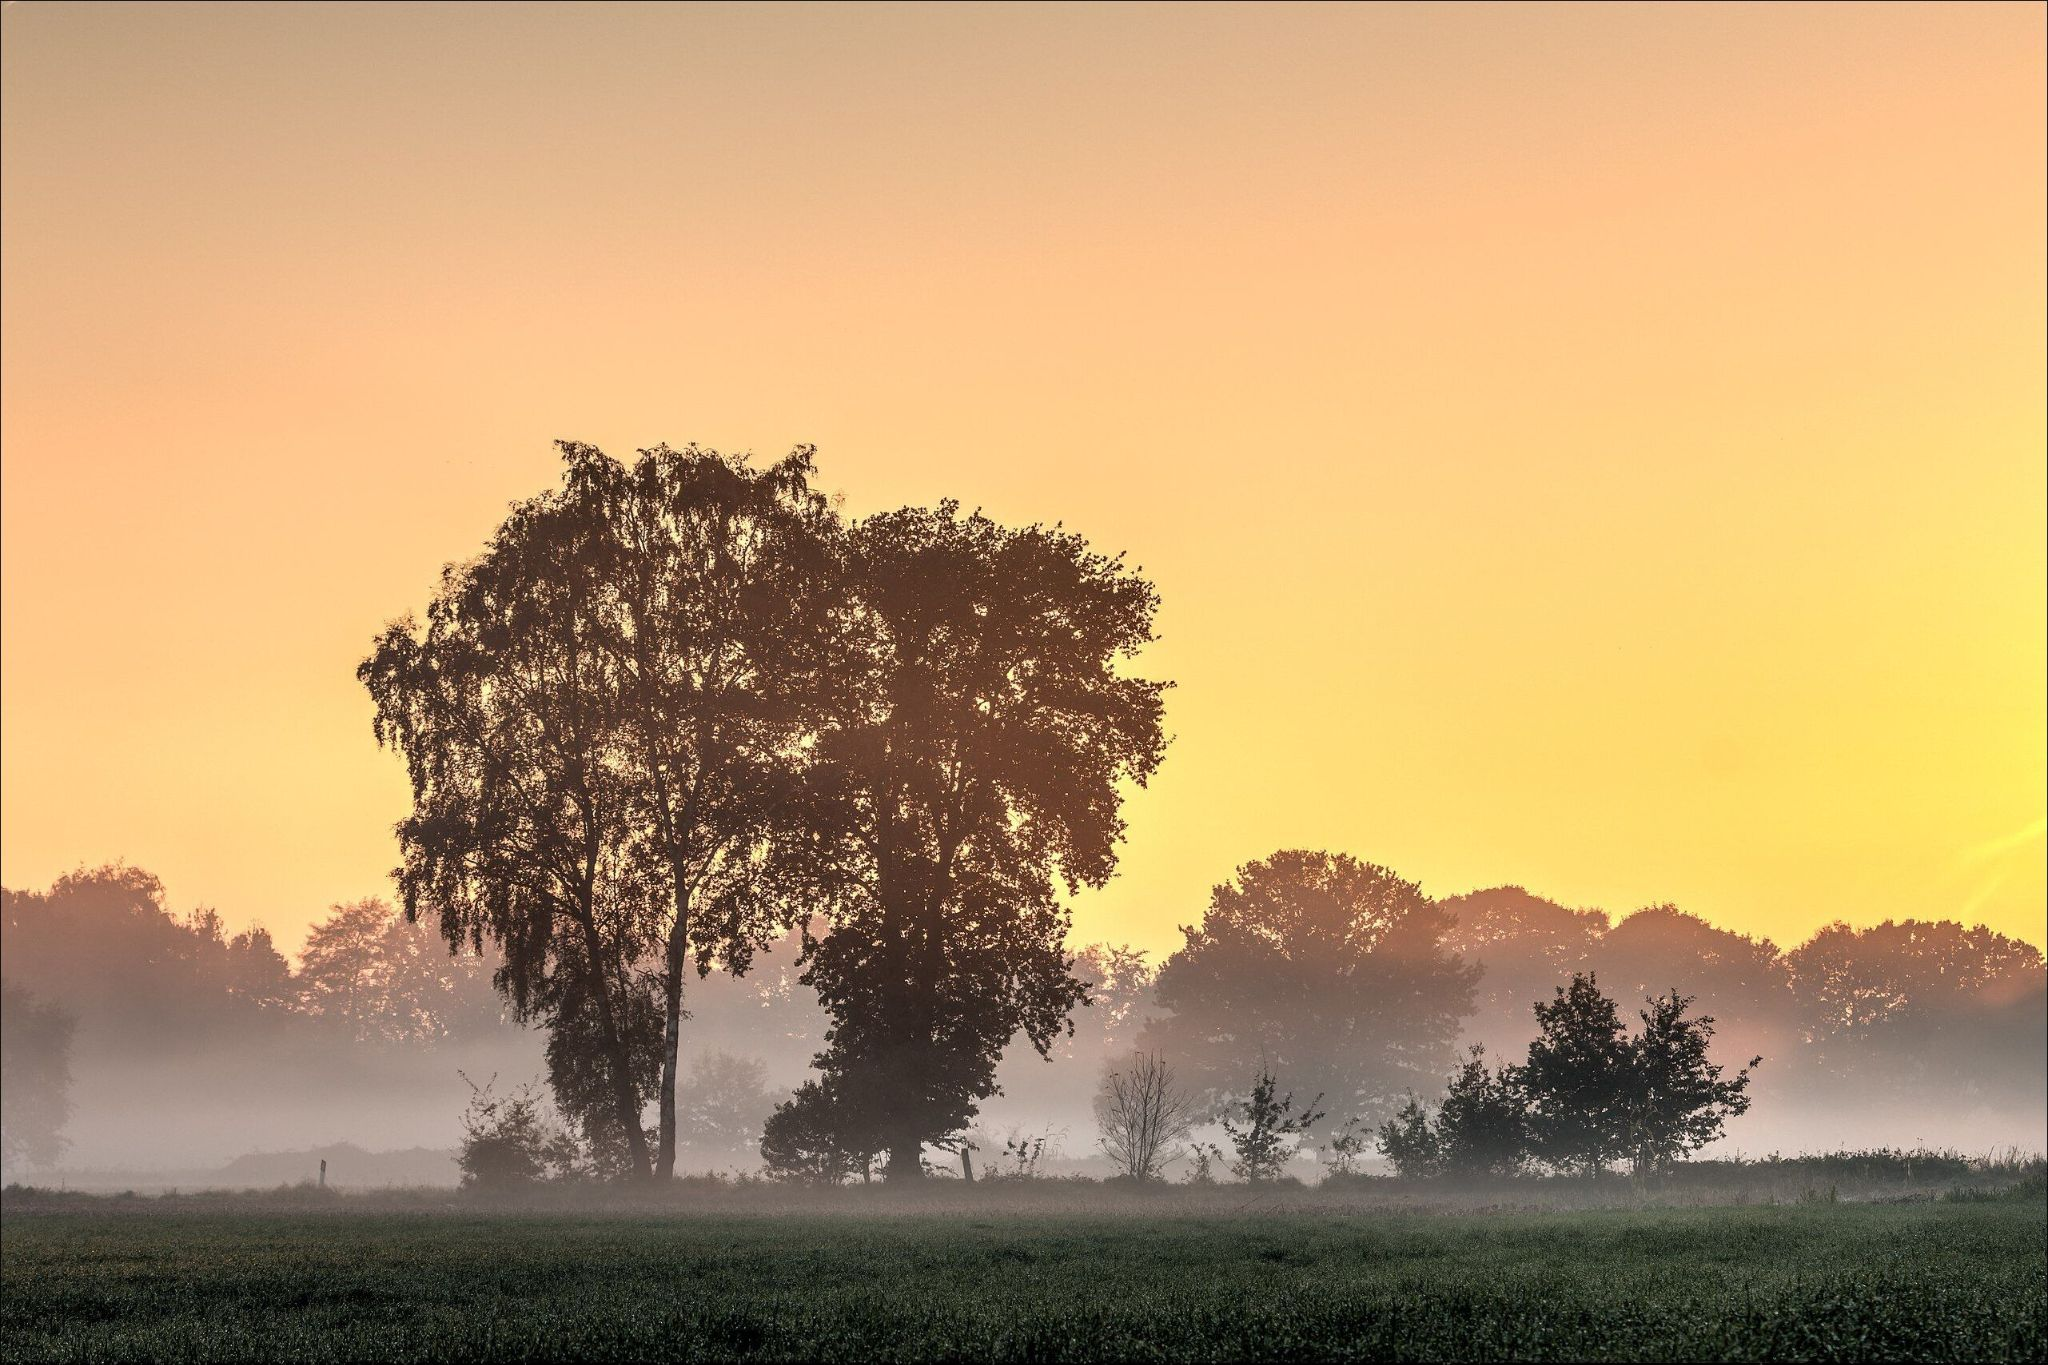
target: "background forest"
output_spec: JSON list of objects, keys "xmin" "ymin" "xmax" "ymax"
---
[{"xmin": 4, "ymin": 857, "xmax": 2040, "ymax": 1184}]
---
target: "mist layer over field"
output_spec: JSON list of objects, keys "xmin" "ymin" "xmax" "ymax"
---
[{"xmin": 4, "ymin": 868, "xmax": 2039, "ymax": 1187}]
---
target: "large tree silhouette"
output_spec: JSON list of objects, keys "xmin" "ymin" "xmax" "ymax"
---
[
  {"xmin": 361, "ymin": 476, "xmax": 663, "ymax": 1176},
  {"xmin": 1144, "ymin": 851, "xmax": 1477, "ymax": 1134},
  {"xmin": 795, "ymin": 504, "xmax": 1168, "ymax": 1180},
  {"xmin": 362, "ymin": 441, "xmax": 838, "ymax": 1180},
  {"xmin": 562, "ymin": 442, "xmax": 839, "ymax": 1178}
]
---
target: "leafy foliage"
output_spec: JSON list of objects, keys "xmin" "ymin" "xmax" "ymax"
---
[
  {"xmin": 455, "ymin": 1076, "xmax": 581, "ymax": 1191},
  {"xmin": 1221, "ymin": 1068, "xmax": 1326, "ymax": 1183},
  {"xmin": 1374, "ymin": 1096, "xmax": 1442, "ymax": 1179},
  {"xmin": 1519, "ymin": 974, "xmax": 1757, "ymax": 1178},
  {"xmin": 298, "ymin": 899, "xmax": 504, "ymax": 1043},
  {"xmin": 794, "ymin": 503, "xmax": 1168, "ymax": 1179},
  {"xmin": 1377, "ymin": 1046, "xmax": 1528, "ymax": 1179},
  {"xmin": 1435, "ymin": 1046, "xmax": 1529, "ymax": 1178},
  {"xmin": 1787, "ymin": 918, "xmax": 2045, "ymax": 1104},
  {"xmin": 360, "ymin": 442, "xmax": 839, "ymax": 1180},
  {"xmin": 759, "ymin": 1080, "xmax": 883, "ymax": 1185},
  {"xmin": 0, "ymin": 866, "xmax": 294, "ymax": 1049},
  {"xmin": 1146, "ymin": 852, "xmax": 1476, "ymax": 1135},
  {"xmin": 1620, "ymin": 991, "xmax": 1757, "ymax": 1176},
  {"xmin": 1519, "ymin": 973, "xmax": 1635, "ymax": 1177}
]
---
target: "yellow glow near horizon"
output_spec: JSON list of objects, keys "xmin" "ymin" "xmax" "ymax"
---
[{"xmin": 3, "ymin": 2, "xmax": 2042, "ymax": 958}]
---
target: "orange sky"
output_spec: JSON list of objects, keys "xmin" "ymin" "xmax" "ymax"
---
[{"xmin": 3, "ymin": 2, "xmax": 2042, "ymax": 959}]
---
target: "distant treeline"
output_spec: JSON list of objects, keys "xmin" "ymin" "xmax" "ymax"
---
[
  {"xmin": 0, "ymin": 866, "xmax": 820, "ymax": 1175},
  {"xmin": 4, "ymin": 855, "xmax": 2040, "ymax": 1180}
]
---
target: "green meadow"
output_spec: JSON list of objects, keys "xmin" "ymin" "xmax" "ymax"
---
[{"xmin": 4, "ymin": 1198, "xmax": 2043, "ymax": 1362}]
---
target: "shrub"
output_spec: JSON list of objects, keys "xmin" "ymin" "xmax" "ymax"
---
[
  {"xmin": 760, "ymin": 1081, "xmax": 881, "ymax": 1185},
  {"xmin": 1222, "ymin": 1068, "xmax": 1326, "ymax": 1183},
  {"xmin": 1322, "ymin": 1116, "xmax": 1372, "ymax": 1178},
  {"xmin": 1436, "ymin": 1045, "xmax": 1527, "ymax": 1177},
  {"xmin": 1097, "ymin": 1052, "xmax": 1196, "ymax": 1183},
  {"xmin": 1376, "ymin": 1095, "xmax": 1442, "ymax": 1179},
  {"xmin": 456, "ymin": 1075, "xmax": 580, "ymax": 1192}
]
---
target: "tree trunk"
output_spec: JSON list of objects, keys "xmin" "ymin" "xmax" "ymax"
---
[
  {"xmin": 576, "ymin": 912, "xmax": 653, "ymax": 1183},
  {"xmin": 886, "ymin": 1137, "xmax": 924, "ymax": 1182},
  {"xmin": 654, "ymin": 897, "xmax": 688, "ymax": 1182}
]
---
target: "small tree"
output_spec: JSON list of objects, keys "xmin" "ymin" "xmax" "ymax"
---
[
  {"xmin": 1623, "ymin": 991, "xmax": 1758, "ymax": 1177},
  {"xmin": 1321, "ymin": 1116, "xmax": 1373, "ymax": 1178},
  {"xmin": 1097, "ymin": 1051, "xmax": 1196, "ymax": 1183},
  {"xmin": 1519, "ymin": 973, "xmax": 1632, "ymax": 1177},
  {"xmin": 457, "ymin": 1075, "xmax": 580, "ymax": 1191},
  {"xmin": 759, "ymin": 1081, "xmax": 883, "ymax": 1185},
  {"xmin": 1184, "ymin": 1141, "xmax": 1226, "ymax": 1185},
  {"xmin": 1375, "ymin": 1096, "xmax": 1442, "ymax": 1178},
  {"xmin": 1436, "ymin": 1045, "xmax": 1527, "ymax": 1178},
  {"xmin": 677, "ymin": 1052, "xmax": 779, "ymax": 1163},
  {"xmin": 1221, "ymin": 1068, "xmax": 1326, "ymax": 1183},
  {"xmin": 1519, "ymin": 974, "xmax": 1761, "ymax": 1178}
]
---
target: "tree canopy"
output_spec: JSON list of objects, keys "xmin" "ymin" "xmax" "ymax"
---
[
  {"xmin": 795, "ymin": 503, "xmax": 1169, "ymax": 1178},
  {"xmin": 1146, "ymin": 850, "xmax": 1477, "ymax": 1133}
]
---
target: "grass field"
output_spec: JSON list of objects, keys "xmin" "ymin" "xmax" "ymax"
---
[{"xmin": 3, "ymin": 1198, "xmax": 2043, "ymax": 1362}]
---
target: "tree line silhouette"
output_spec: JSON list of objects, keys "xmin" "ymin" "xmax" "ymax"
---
[
  {"xmin": 4, "ymin": 856, "xmax": 2040, "ymax": 1182},
  {"xmin": 2, "ymin": 444, "xmax": 2041, "ymax": 1182}
]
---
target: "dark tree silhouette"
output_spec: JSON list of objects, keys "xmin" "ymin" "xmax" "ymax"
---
[
  {"xmin": 1520, "ymin": 973, "xmax": 1758, "ymax": 1177},
  {"xmin": 361, "ymin": 468, "xmax": 669, "ymax": 1179},
  {"xmin": 1372, "ymin": 1046, "xmax": 1526, "ymax": 1179},
  {"xmin": 1623, "ymin": 990, "xmax": 1757, "ymax": 1177},
  {"xmin": 759, "ymin": 1079, "xmax": 886, "ymax": 1184},
  {"xmin": 553, "ymin": 443, "xmax": 840, "ymax": 1179},
  {"xmin": 1434, "ymin": 1045, "xmax": 1528, "ymax": 1178},
  {"xmin": 1519, "ymin": 973, "xmax": 1633, "ymax": 1177},
  {"xmin": 1374, "ymin": 1097, "xmax": 1441, "ymax": 1178},
  {"xmin": 455, "ymin": 1076, "xmax": 580, "ymax": 1190},
  {"xmin": 796, "ymin": 503, "xmax": 1168, "ymax": 1180},
  {"xmin": 361, "ymin": 442, "xmax": 839, "ymax": 1180},
  {"xmin": 1146, "ymin": 851, "xmax": 1477, "ymax": 1135},
  {"xmin": 0, "ymin": 980, "xmax": 76, "ymax": 1172}
]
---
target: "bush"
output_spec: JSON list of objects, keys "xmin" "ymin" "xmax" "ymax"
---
[
  {"xmin": 1221, "ymin": 1069, "xmax": 1325, "ymax": 1183},
  {"xmin": 1436, "ymin": 1046, "xmax": 1527, "ymax": 1177},
  {"xmin": 1376, "ymin": 1096, "xmax": 1442, "ymax": 1179},
  {"xmin": 456, "ymin": 1075, "xmax": 581, "ymax": 1192},
  {"xmin": 760, "ymin": 1081, "xmax": 881, "ymax": 1185}
]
